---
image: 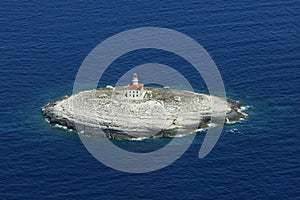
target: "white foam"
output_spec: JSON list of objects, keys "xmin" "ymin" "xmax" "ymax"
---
[
  {"xmin": 174, "ymin": 134, "xmax": 188, "ymax": 138},
  {"xmin": 130, "ymin": 137, "xmax": 148, "ymax": 141},
  {"xmin": 226, "ymin": 119, "xmax": 241, "ymax": 124},
  {"xmin": 54, "ymin": 124, "xmax": 68, "ymax": 129},
  {"xmin": 240, "ymin": 105, "xmax": 251, "ymax": 111},
  {"xmin": 208, "ymin": 123, "xmax": 217, "ymax": 128},
  {"xmin": 194, "ymin": 128, "xmax": 207, "ymax": 133},
  {"xmin": 237, "ymin": 105, "xmax": 251, "ymax": 118}
]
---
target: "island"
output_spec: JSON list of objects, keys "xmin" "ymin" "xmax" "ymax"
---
[{"xmin": 42, "ymin": 73, "xmax": 246, "ymax": 140}]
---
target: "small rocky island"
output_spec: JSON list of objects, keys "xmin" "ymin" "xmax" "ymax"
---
[{"xmin": 42, "ymin": 73, "xmax": 246, "ymax": 140}]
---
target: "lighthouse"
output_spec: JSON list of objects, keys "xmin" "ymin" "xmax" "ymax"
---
[{"xmin": 125, "ymin": 73, "xmax": 145, "ymax": 99}]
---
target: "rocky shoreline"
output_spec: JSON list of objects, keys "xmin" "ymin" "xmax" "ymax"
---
[{"xmin": 42, "ymin": 87, "xmax": 246, "ymax": 140}]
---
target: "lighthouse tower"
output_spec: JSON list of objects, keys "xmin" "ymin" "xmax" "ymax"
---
[{"xmin": 132, "ymin": 73, "xmax": 139, "ymax": 86}]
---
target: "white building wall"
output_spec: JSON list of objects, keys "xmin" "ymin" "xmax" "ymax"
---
[{"xmin": 126, "ymin": 90, "xmax": 144, "ymax": 99}]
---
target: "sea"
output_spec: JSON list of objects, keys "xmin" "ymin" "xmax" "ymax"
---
[{"xmin": 0, "ymin": 0, "xmax": 299, "ymax": 199}]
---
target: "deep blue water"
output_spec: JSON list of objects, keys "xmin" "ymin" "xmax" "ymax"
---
[{"xmin": 1, "ymin": 0, "xmax": 299, "ymax": 199}]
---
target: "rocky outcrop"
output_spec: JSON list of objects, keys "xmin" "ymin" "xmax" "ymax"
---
[{"xmin": 42, "ymin": 87, "xmax": 246, "ymax": 140}]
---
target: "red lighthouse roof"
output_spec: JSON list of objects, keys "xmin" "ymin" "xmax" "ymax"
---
[{"xmin": 126, "ymin": 83, "xmax": 144, "ymax": 90}]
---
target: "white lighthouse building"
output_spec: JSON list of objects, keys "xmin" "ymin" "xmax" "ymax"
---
[{"xmin": 125, "ymin": 73, "xmax": 145, "ymax": 99}]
